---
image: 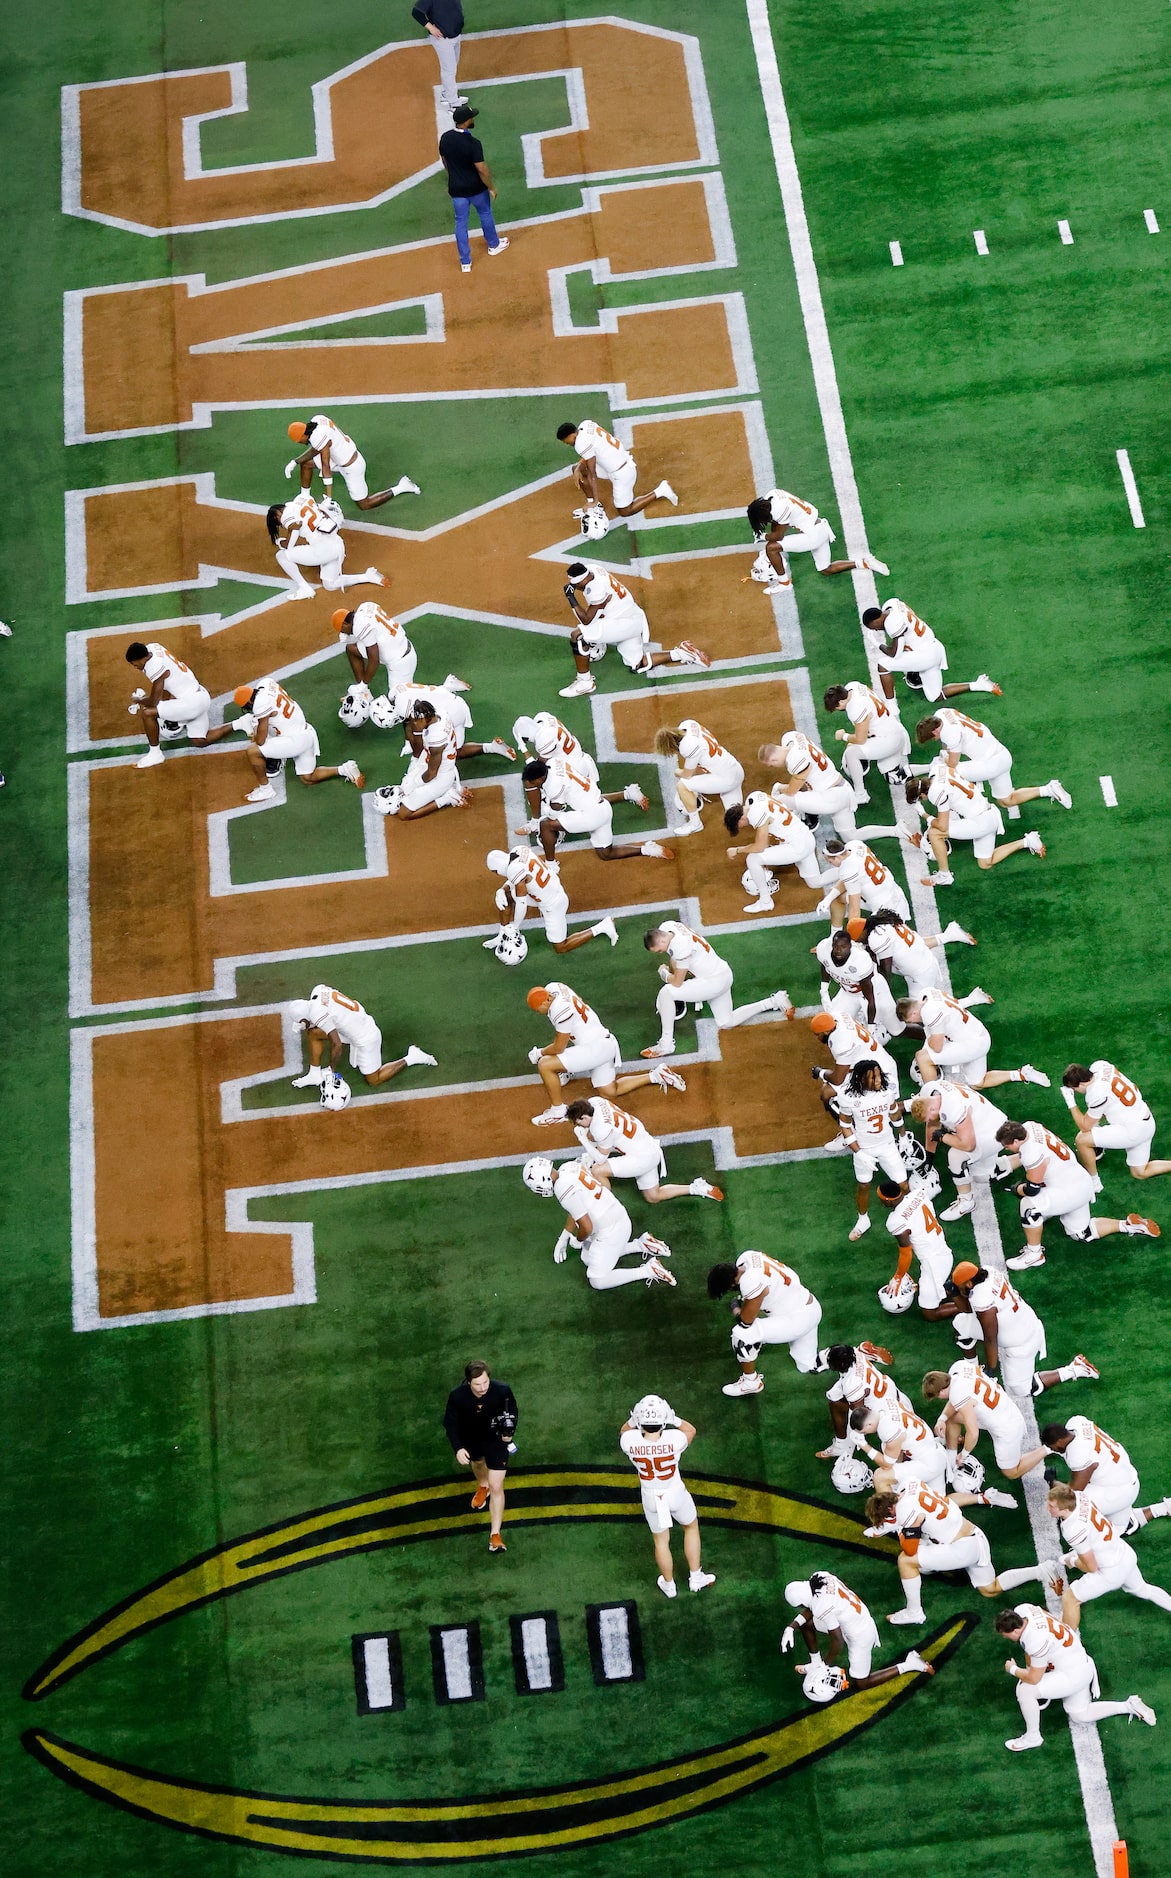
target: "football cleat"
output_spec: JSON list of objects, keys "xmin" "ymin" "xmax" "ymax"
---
[
  {"xmin": 641, "ymin": 1041, "xmax": 675, "ymax": 1059},
  {"xmin": 654, "ymin": 481, "xmax": 679, "ymax": 505},
  {"xmin": 1006, "ymin": 1247, "xmax": 1046, "ymax": 1269},
  {"xmin": 689, "ymin": 1178, "xmax": 724, "ymax": 1201},
  {"xmin": 623, "ymin": 783, "xmax": 649, "ymax": 808},
  {"xmin": 644, "ymin": 1259, "xmax": 676, "ymax": 1287},
  {"xmin": 1121, "ymin": 1215, "xmax": 1160, "ymax": 1237},
  {"xmin": 531, "ymin": 1105, "xmax": 568, "ymax": 1127},
  {"xmin": 1023, "ymin": 831, "xmax": 1047, "ymax": 857},
  {"xmin": 404, "ymin": 1045, "xmax": 437, "ymax": 1068},
  {"xmin": 558, "ymin": 673, "xmax": 596, "ymax": 698},
  {"xmin": 638, "ymin": 1233, "xmax": 672, "ymax": 1261},
  {"xmin": 722, "ymin": 1373, "xmax": 764, "ymax": 1396},
  {"xmin": 649, "ymin": 1064, "xmax": 686, "ymax": 1091},
  {"xmin": 640, "ymin": 841, "xmax": 673, "ymax": 859},
  {"xmin": 857, "ymin": 1343, "xmax": 893, "ymax": 1365},
  {"xmin": 1067, "ymin": 1353, "xmax": 1099, "ymax": 1380}
]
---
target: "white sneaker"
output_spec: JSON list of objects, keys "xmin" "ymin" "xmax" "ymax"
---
[
  {"xmin": 689, "ymin": 1178, "xmax": 724, "ymax": 1200},
  {"xmin": 641, "ymin": 841, "xmax": 672, "ymax": 859},
  {"xmin": 246, "ymin": 783, "xmax": 276, "ymax": 802},
  {"xmin": 767, "ymin": 989, "xmax": 794, "ymax": 1017},
  {"xmin": 531, "ymin": 1105, "xmax": 568, "ymax": 1126},
  {"xmin": 657, "ymin": 1574, "xmax": 678, "ymax": 1598},
  {"xmin": 136, "ymin": 746, "xmax": 164, "ymax": 769},
  {"xmin": 983, "ymin": 1487, "xmax": 1018, "ymax": 1509},
  {"xmin": 964, "ymin": 986, "xmax": 995, "ymax": 1006},
  {"xmin": 924, "ymin": 870, "xmax": 954, "ymax": 886},
  {"xmin": 848, "ymin": 1214, "xmax": 872, "ymax": 1242},
  {"xmin": 940, "ymin": 920, "xmax": 976, "ymax": 944},
  {"xmin": 361, "ymin": 567, "xmax": 389, "ymax": 585},
  {"xmin": 887, "ymin": 1609, "xmax": 924, "ymax": 1626},
  {"xmin": 897, "ymin": 1652, "xmax": 934, "ymax": 1675},
  {"xmin": 1024, "ymin": 831, "xmax": 1047, "ymax": 857},
  {"xmin": 722, "ymin": 1373, "xmax": 764, "ymax": 1396},
  {"xmin": 623, "ymin": 783, "xmax": 649, "ymax": 808},
  {"xmin": 1127, "ymin": 1696, "xmax": 1156, "ymax": 1726},
  {"xmin": 654, "ymin": 481, "xmax": 679, "ymax": 505},
  {"xmin": 1120, "ymin": 1214, "xmax": 1160, "ymax": 1238},
  {"xmin": 670, "ymin": 811, "xmax": 704, "ymax": 836},
  {"xmin": 485, "ymin": 739, "xmax": 516, "ymax": 759},
  {"xmin": 1043, "ymin": 779, "xmax": 1072, "ymax": 809},
  {"xmin": 939, "ymin": 1195, "xmax": 974, "ymax": 1221},
  {"xmin": 559, "ymin": 673, "xmax": 596, "ymax": 698},
  {"xmin": 1005, "ymin": 1733, "xmax": 1045, "ymax": 1753},
  {"xmin": 640, "ymin": 1041, "xmax": 675, "ymax": 1059},
  {"xmin": 292, "ymin": 1067, "xmax": 326, "ymax": 1088},
  {"xmin": 645, "ymin": 1258, "xmax": 676, "ymax": 1287},
  {"xmin": 338, "ymin": 760, "xmax": 364, "ymax": 786},
  {"xmin": 638, "ymin": 1232, "xmax": 672, "ymax": 1260},
  {"xmin": 861, "ymin": 554, "xmax": 890, "ymax": 576},
  {"xmin": 404, "ymin": 1045, "xmax": 437, "ymax": 1068},
  {"xmin": 1006, "ymin": 1247, "xmax": 1046, "ymax": 1270},
  {"xmin": 968, "ymin": 674, "xmax": 1001, "ymax": 693},
  {"xmin": 443, "ymin": 673, "xmax": 471, "ymax": 692},
  {"xmin": 487, "ymin": 238, "xmax": 510, "ymax": 256},
  {"xmin": 743, "ymin": 895, "xmax": 775, "ymax": 914},
  {"xmin": 460, "ymin": 263, "xmax": 472, "ymax": 273},
  {"xmin": 763, "ymin": 575, "xmax": 792, "ymax": 594},
  {"xmin": 1019, "ymin": 1064, "xmax": 1050, "ymax": 1086},
  {"xmin": 592, "ymin": 917, "xmax": 619, "ymax": 947},
  {"xmin": 822, "ymin": 1135, "xmax": 852, "ymax": 1155},
  {"xmin": 689, "ymin": 1571, "xmax": 716, "ymax": 1593},
  {"xmin": 392, "ymin": 476, "xmax": 421, "ymax": 496},
  {"xmin": 649, "ymin": 1063, "xmax": 686, "ymax": 1091}
]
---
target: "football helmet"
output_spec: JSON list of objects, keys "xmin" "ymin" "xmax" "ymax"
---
[
  {"xmin": 898, "ymin": 1133, "xmax": 929, "ymax": 1179},
  {"xmin": 742, "ymin": 790, "xmax": 771, "ymax": 829},
  {"xmin": 320, "ymin": 1073, "xmax": 351, "ymax": 1111},
  {"xmin": 371, "ymin": 785, "xmax": 402, "ymax": 816},
  {"xmin": 573, "ymin": 503, "xmax": 610, "ymax": 540},
  {"xmin": 748, "ymin": 549, "xmax": 774, "ymax": 584},
  {"xmin": 581, "ymin": 639, "xmax": 608, "ymax": 663},
  {"xmin": 802, "ymin": 1663, "xmax": 849, "ymax": 1704},
  {"xmin": 338, "ymin": 685, "xmax": 372, "ymax": 728},
  {"xmin": 879, "ymin": 1274, "xmax": 918, "ymax": 1315},
  {"xmin": 369, "ymin": 694, "xmax": 405, "ymax": 730},
  {"xmin": 522, "ymin": 1156, "xmax": 556, "ymax": 1198},
  {"xmin": 630, "ymin": 1394, "xmax": 674, "ymax": 1431},
  {"xmin": 531, "ymin": 712, "xmax": 561, "ymax": 757},
  {"xmin": 494, "ymin": 926, "xmax": 528, "ymax": 966},
  {"xmin": 947, "ymin": 1450, "xmax": 986, "ymax": 1492},
  {"xmin": 486, "ymin": 849, "xmax": 511, "ymax": 877},
  {"xmin": 830, "ymin": 1454, "xmax": 873, "ymax": 1496},
  {"xmin": 784, "ymin": 1580, "xmax": 814, "ymax": 1610}
]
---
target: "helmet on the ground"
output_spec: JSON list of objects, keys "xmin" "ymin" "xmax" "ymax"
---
[
  {"xmin": 494, "ymin": 926, "xmax": 528, "ymax": 966},
  {"xmin": 370, "ymin": 695, "xmax": 405, "ymax": 730},
  {"xmin": 573, "ymin": 503, "xmax": 610, "ymax": 540},
  {"xmin": 339, "ymin": 686, "xmax": 371, "ymax": 728},
  {"xmin": 830, "ymin": 1454, "xmax": 873, "ymax": 1495},
  {"xmin": 320, "ymin": 1074, "xmax": 351, "ymax": 1111},
  {"xmin": 522, "ymin": 1157, "xmax": 555, "ymax": 1197},
  {"xmin": 802, "ymin": 1663, "xmax": 849, "ymax": 1704},
  {"xmin": 949, "ymin": 1451, "xmax": 986, "ymax": 1492},
  {"xmin": 371, "ymin": 785, "xmax": 402, "ymax": 816},
  {"xmin": 898, "ymin": 1134, "xmax": 928, "ymax": 1179},
  {"xmin": 879, "ymin": 1275, "xmax": 918, "ymax": 1315}
]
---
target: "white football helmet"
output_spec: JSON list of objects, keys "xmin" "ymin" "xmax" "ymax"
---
[
  {"xmin": 320, "ymin": 1073, "xmax": 351, "ymax": 1111},
  {"xmin": 338, "ymin": 686, "xmax": 372, "ymax": 728},
  {"xmin": 947, "ymin": 1451, "xmax": 986, "ymax": 1493},
  {"xmin": 910, "ymin": 1164, "xmax": 942, "ymax": 1201},
  {"xmin": 531, "ymin": 712, "xmax": 561, "ymax": 758},
  {"xmin": 581, "ymin": 639, "xmax": 608, "ymax": 663},
  {"xmin": 898, "ymin": 1133, "xmax": 929, "ymax": 1180},
  {"xmin": 630, "ymin": 1394, "xmax": 674, "ymax": 1430},
  {"xmin": 370, "ymin": 695, "xmax": 406, "ymax": 730},
  {"xmin": 371, "ymin": 785, "xmax": 402, "ymax": 816},
  {"xmin": 573, "ymin": 503, "xmax": 610, "ymax": 540},
  {"xmin": 879, "ymin": 1275, "xmax": 918, "ymax": 1315},
  {"xmin": 748, "ymin": 549, "xmax": 773, "ymax": 584},
  {"xmin": 784, "ymin": 1580, "xmax": 814, "ymax": 1609},
  {"xmin": 802, "ymin": 1663, "xmax": 849, "ymax": 1704},
  {"xmin": 743, "ymin": 790, "xmax": 771, "ymax": 829},
  {"xmin": 486, "ymin": 849, "xmax": 511, "ymax": 877},
  {"xmin": 494, "ymin": 926, "xmax": 528, "ymax": 966},
  {"xmin": 830, "ymin": 1454, "xmax": 873, "ymax": 1496},
  {"xmin": 522, "ymin": 1156, "xmax": 556, "ymax": 1198}
]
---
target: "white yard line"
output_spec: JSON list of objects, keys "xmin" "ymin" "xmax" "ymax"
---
[
  {"xmin": 1144, "ymin": 209, "xmax": 1159, "ymax": 233},
  {"xmin": 745, "ymin": 4, "xmax": 1120, "ymax": 1868},
  {"xmin": 1115, "ymin": 450, "xmax": 1146, "ymax": 528},
  {"xmin": 1058, "ymin": 218, "xmax": 1074, "ymax": 245},
  {"xmin": 1099, "ymin": 775, "xmax": 1118, "ymax": 808},
  {"xmin": 973, "ymin": 229, "xmax": 989, "ymax": 256},
  {"xmin": 888, "ymin": 240, "xmax": 903, "ymax": 267}
]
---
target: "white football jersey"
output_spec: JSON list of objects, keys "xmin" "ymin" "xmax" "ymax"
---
[
  {"xmin": 530, "ymin": 713, "xmax": 593, "ymax": 771},
  {"xmin": 306, "ymin": 985, "xmax": 371, "ymax": 1045},
  {"xmin": 1062, "ymin": 1418, "xmax": 1134, "ymax": 1493},
  {"xmin": 251, "ymin": 682, "xmax": 307, "ymax": 730},
  {"xmin": 837, "ymin": 842, "xmax": 897, "ymax": 904},
  {"xmin": 843, "ymin": 682, "xmax": 898, "ymax": 729},
  {"xmin": 304, "ymin": 414, "xmax": 359, "ymax": 463},
  {"xmin": 837, "ymin": 1078, "xmax": 901, "ymax": 1145},
  {"xmin": 677, "ymin": 720, "xmax": 732, "ymax": 768},
  {"xmin": 279, "ymin": 493, "xmax": 338, "ymax": 541},
  {"xmin": 545, "ymin": 983, "xmax": 609, "ymax": 1047},
  {"xmin": 345, "ymin": 602, "xmax": 409, "ymax": 652},
  {"xmin": 1017, "ymin": 1120, "xmax": 1086, "ymax": 1192},
  {"xmin": 1083, "ymin": 1061, "xmax": 1152, "ymax": 1128},
  {"xmin": 934, "ymin": 1079, "xmax": 1006, "ymax": 1145},
  {"xmin": 142, "ymin": 643, "xmax": 202, "ymax": 700},
  {"xmin": 1060, "ymin": 1491, "xmax": 1129, "ymax": 1568},
  {"xmin": 919, "ymin": 993, "xmax": 990, "ymax": 1055},
  {"xmin": 865, "ymin": 918, "xmax": 934, "ymax": 976},
  {"xmin": 659, "ymin": 919, "xmax": 726, "ymax": 976},
  {"xmin": 580, "ymin": 566, "xmax": 644, "ymax": 628},
  {"xmin": 542, "ymin": 758, "xmax": 603, "ymax": 813},
  {"xmin": 807, "ymin": 1573, "xmax": 874, "ymax": 1640},
  {"xmin": 926, "ymin": 768, "xmax": 989, "ymax": 820},
  {"xmin": 1016, "ymin": 1603, "xmax": 1089, "ymax": 1671},
  {"xmin": 873, "ymin": 1401, "xmax": 942, "ymax": 1466},
  {"xmin": 935, "ymin": 709, "xmax": 1000, "ymax": 761},
  {"xmin": 505, "ymin": 848, "xmax": 564, "ymax": 909},
  {"xmin": 620, "ymin": 1424, "xmax": 689, "ymax": 1486},
  {"xmin": 735, "ymin": 1250, "xmax": 812, "ymax": 1321},
  {"xmin": 552, "ymin": 1159, "xmax": 626, "ymax": 1233},
  {"xmin": 966, "ymin": 1270, "xmax": 1042, "ymax": 1351},
  {"xmin": 765, "ymin": 488, "xmax": 820, "ymax": 530},
  {"xmin": 573, "ymin": 419, "xmax": 631, "ymax": 480},
  {"xmin": 947, "ymin": 1360, "xmax": 1022, "ymax": 1438},
  {"xmin": 577, "ymin": 1098, "xmax": 654, "ymax": 1157},
  {"xmin": 888, "ymin": 1480, "xmax": 966, "ymax": 1546},
  {"xmin": 887, "ymin": 1188, "xmax": 948, "ymax": 1258},
  {"xmin": 785, "ymin": 732, "xmax": 845, "ymax": 786},
  {"xmin": 815, "ymin": 934, "xmax": 874, "ymax": 992}
]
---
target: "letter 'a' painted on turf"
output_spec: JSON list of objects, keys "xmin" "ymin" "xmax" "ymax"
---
[
  {"xmin": 510, "ymin": 1612, "xmax": 566, "ymax": 1695},
  {"xmin": 430, "ymin": 1624, "xmax": 485, "ymax": 1704},
  {"xmin": 353, "ymin": 1632, "xmax": 405, "ymax": 1714},
  {"xmin": 586, "ymin": 1602, "xmax": 645, "ymax": 1685}
]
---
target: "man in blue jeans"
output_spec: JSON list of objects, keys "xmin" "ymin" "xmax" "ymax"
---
[{"xmin": 438, "ymin": 105, "xmax": 510, "ymax": 274}]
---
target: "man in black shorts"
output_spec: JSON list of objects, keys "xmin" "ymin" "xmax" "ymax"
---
[{"xmin": 443, "ymin": 1361, "xmax": 518, "ymax": 1553}]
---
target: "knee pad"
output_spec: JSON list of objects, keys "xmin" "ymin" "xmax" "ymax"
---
[
  {"xmin": 731, "ymin": 1323, "xmax": 762, "ymax": 1363},
  {"xmin": 1029, "ymin": 1375, "xmax": 1046, "ymax": 1397},
  {"xmin": 1069, "ymin": 1224, "xmax": 1096, "ymax": 1243},
  {"xmin": 1020, "ymin": 1205, "xmax": 1044, "ymax": 1228},
  {"xmin": 264, "ymin": 756, "xmax": 283, "ymax": 777}
]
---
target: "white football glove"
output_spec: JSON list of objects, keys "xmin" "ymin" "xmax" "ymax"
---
[
  {"xmin": 815, "ymin": 893, "xmax": 838, "ymax": 918},
  {"xmin": 283, "ymin": 458, "xmax": 298, "ymax": 479},
  {"xmin": 235, "ymin": 713, "xmax": 258, "ymax": 738},
  {"xmin": 131, "ymin": 686, "xmax": 147, "ymax": 700},
  {"xmin": 780, "ymin": 1625, "xmax": 797, "ymax": 1654},
  {"xmin": 657, "ymin": 963, "xmax": 673, "ymax": 982},
  {"xmin": 553, "ymin": 1231, "xmax": 570, "ymax": 1264},
  {"xmin": 494, "ymin": 886, "xmax": 511, "ymax": 912},
  {"xmin": 528, "ymin": 1045, "xmax": 545, "ymax": 1066}
]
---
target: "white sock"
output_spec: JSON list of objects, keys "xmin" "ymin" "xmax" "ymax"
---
[
  {"xmin": 997, "ymin": 1564, "xmax": 1044, "ymax": 1591},
  {"xmin": 901, "ymin": 1578, "xmax": 924, "ymax": 1618}
]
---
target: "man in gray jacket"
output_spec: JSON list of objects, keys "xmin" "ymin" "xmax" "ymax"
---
[{"xmin": 413, "ymin": 0, "xmax": 466, "ymax": 113}]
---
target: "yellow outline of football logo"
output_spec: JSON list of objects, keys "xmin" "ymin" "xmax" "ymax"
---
[{"xmin": 24, "ymin": 1468, "xmax": 975, "ymax": 1860}]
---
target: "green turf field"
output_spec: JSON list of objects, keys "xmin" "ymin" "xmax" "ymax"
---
[{"xmin": 4, "ymin": 1, "xmax": 1171, "ymax": 1873}]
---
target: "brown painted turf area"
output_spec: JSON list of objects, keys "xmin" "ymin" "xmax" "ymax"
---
[{"xmin": 90, "ymin": 1009, "xmax": 830, "ymax": 1318}]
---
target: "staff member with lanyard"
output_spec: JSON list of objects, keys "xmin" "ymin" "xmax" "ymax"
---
[
  {"xmin": 412, "ymin": 0, "xmax": 466, "ymax": 115},
  {"xmin": 438, "ymin": 105, "xmax": 511, "ymax": 273},
  {"xmin": 443, "ymin": 1361, "xmax": 518, "ymax": 1553}
]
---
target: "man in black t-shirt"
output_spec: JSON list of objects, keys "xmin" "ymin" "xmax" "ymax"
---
[
  {"xmin": 443, "ymin": 1360, "xmax": 518, "ymax": 1552},
  {"xmin": 438, "ymin": 105, "xmax": 511, "ymax": 274}
]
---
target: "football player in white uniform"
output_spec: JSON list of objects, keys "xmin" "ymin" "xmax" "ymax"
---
[
  {"xmin": 519, "ymin": 757, "xmax": 671, "ymax": 864},
  {"xmin": 558, "ymin": 562, "xmax": 708, "ymax": 699},
  {"xmin": 915, "ymin": 708, "xmax": 1072, "ymax": 812},
  {"xmin": 1041, "ymin": 1417, "xmax": 1171, "ymax": 1535},
  {"xmin": 525, "ymin": 981, "xmax": 683, "ymax": 1123},
  {"xmin": 901, "ymin": 989, "xmax": 1046, "ymax": 1094},
  {"xmin": 287, "ymin": 986, "xmax": 436, "ymax": 1090},
  {"xmin": 819, "ymin": 1343, "xmax": 912, "ymax": 1464},
  {"xmin": 865, "ymin": 1478, "xmax": 1050, "ymax": 1624},
  {"xmin": 861, "ymin": 910, "xmax": 976, "ymax": 1000},
  {"xmin": 265, "ymin": 494, "xmax": 388, "ymax": 599},
  {"xmin": 994, "ymin": 1118, "xmax": 1160, "ymax": 1270},
  {"xmin": 760, "ymin": 731, "xmax": 905, "ymax": 843},
  {"xmin": 877, "ymin": 1147, "xmax": 954, "ymax": 1318},
  {"xmin": 783, "ymin": 1571, "xmax": 933, "ymax": 1694},
  {"xmin": 1061, "ymin": 1060, "xmax": 1171, "ymax": 1181},
  {"xmin": 725, "ymin": 790, "xmax": 824, "ymax": 913},
  {"xmin": 922, "ymin": 1361, "xmax": 1045, "ymax": 1480},
  {"xmin": 816, "ymin": 928, "xmax": 901, "ymax": 1035},
  {"xmin": 333, "ymin": 604, "xmax": 417, "ymax": 701},
  {"xmin": 522, "ymin": 1157, "xmax": 675, "ymax": 1289},
  {"xmin": 861, "ymin": 597, "xmax": 1000, "ymax": 704},
  {"xmin": 905, "ymin": 765, "xmax": 1046, "ymax": 886},
  {"xmin": 654, "ymin": 720, "xmax": 744, "ymax": 836},
  {"xmin": 909, "ymin": 1078, "xmax": 1007, "ymax": 1221},
  {"xmin": 231, "ymin": 680, "xmax": 363, "ymax": 803},
  {"xmin": 1047, "ymin": 1484, "xmax": 1171, "ymax": 1626},
  {"xmin": 125, "ymin": 640, "xmax": 236, "ymax": 769},
  {"xmin": 835, "ymin": 1060, "xmax": 907, "ymax": 1242},
  {"xmin": 746, "ymin": 490, "xmax": 888, "ymax": 589},
  {"xmin": 641, "ymin": 920, "xmax": 791, "ymax": 1057},
  {"xmin": 285, "ymin": 414, "xmax": 419, "ymax": 510},
  {"xmin": 822, "ymin": 683, "xmax": 911, "ymax": 800},
  {"xmin": 808, "ymin": 1012, "xmax": 899, "ymax": 1143},
  {"xmin": 706, "ymin": 1251, "xmax": 825, "ymax": 1396},
  {"xmin": 564, "ymin": 1097, "xmax": 722, "ymax": 1205},
  {"xmin": 619, "ymin": 1396, "xmax": 715, "ymax": 1596},
  {"xmin": 484, "ymin": 847, "xmax": 617, "ymax": 956},
  {"xmin": 995, "ymin": 1604, "xmax": 1155, "ymax": 1753},
  {"xmin": 513, "ymin": 710, "xmax": 596, "ymax": 772},
  {"xmin": 557, "ymin": 418, "xmax": 678, "ymax": 519},
  {"xmin": 851, "ymin": 1399, "xmax": 950, "ymax": 1493},
  {"xmin": 941, "ymin": 1262, "xmax": 1097, "ymax": 1397},
  {"xmin": 816, "ymin": 839, "xmax": 910, "ymax": 926}
]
